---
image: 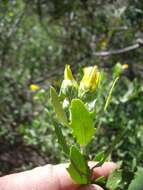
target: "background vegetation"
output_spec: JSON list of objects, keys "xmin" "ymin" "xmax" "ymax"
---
[{"xmin": 0, "ymin": 0, "xmax": 143, "ymax": 189}]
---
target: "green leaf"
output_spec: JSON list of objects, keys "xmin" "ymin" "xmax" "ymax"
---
[
  {"xmin": 50, "ymin": 86, "xmax": 68, "ymax": 126},
  {"xmin": 95, "ymin": 176, "xmax": 106, "ymax": 185},
  {"xmin": 106, "ymin": 170, "xmax": 122, "ymax": 190},
  {"xmin": 70, "ymin": 99, "xmax": 95, "ymax": 145},
  {"xmin": 128, "ymin": 167, "xmax": 143, "ymax": 190},
  {"xmin": 54, "ymin": 122, "xmax": 69, "ymax": 156},
  {"xmin": 67, "ymin": 146, "xmax": 90, "ymax": 184},
  {"xmin": 93, "ymin": 151, "xmax": 105, "ymax": 162}
]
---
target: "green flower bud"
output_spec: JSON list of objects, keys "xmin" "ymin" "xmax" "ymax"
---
[
  {"xmin": 113, "ymin": 62, "xmax": 128, "ymax": 78},
  {"xmin": 60, "ymin": 65, "xmax": 78, "ymax": 98}
]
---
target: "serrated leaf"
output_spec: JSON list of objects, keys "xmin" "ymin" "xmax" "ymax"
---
[
  {"xmin": 54, "ymin": 123, "xmax": 69, "ymax": 156},
  {"xmin": 67, "ymin": 146, "xmax": 90, "ymax": 184},
  {"xmin": 94, "ymin": 151, "xmax": 105, "ymax": 162},
  {"xmin": 50, "ymin": 86, "xmax": 68, "ymax": 126},
  {"xmin": 69, "ymin": 99, "xmax": 95, "ymax": 145},
  {"xmin": 106, "ymin": 170, "xmax": 122, "ymax": 190},
  {"xmin": 128, "ymin": 167, "xmax": 143, "ymax": 190}
]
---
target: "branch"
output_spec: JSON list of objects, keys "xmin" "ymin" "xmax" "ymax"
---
[
  {"xmin": 37, "ymin": 0, "xmax": 43, "ymax": 22},
  {"xmin": 93, "ymin": 38, "xmax": 143, "ymax": 57},
  {"xmin": 33, "ymin": 39, "xmax": 143, "ymax": 85}
]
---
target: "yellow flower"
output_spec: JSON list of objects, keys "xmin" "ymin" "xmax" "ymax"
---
[
  {"xmin": 79, "ymin": 66, "xmax": 100, "ymax": 92},
  {"xmin": 30, "ymin": 84, "xmax": 40, "ymax": 91},
  {"xmin": 100, "ymin": 38, "xmax": 108, "ymax": 48},
  {"xmin": 64, "ymin": 64, "xmax": 75, "ymax": 80},
  {"xmin": 122, "ymin": 64, "xmax": 128, "ymax": 70}
]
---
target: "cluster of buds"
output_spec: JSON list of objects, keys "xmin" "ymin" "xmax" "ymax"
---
[{"xmin": 60, "ymin": 64, "xmax": 100, "ymax": 102}]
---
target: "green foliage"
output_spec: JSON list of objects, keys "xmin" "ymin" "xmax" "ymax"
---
[
  {"xmin": 0, "ymin": 1, "xmax": 143, "ymax": 189},
  {"xmin": 128, "ymin": 167, "xmax": 143, "ymax": 190},
  {"xmin": 94, "ymin": 176, "xmax": 106, "ymax": 186},
  {"xmin": 50, "ymin": 65, "xmax": 136, "ymax": 188},
  {"xmin": 53, "ymin": 122, "xmax": 69, "ymax": 156},
  {"xmin": 67, "ymin": 146, "xmax": 90, "ymax": 184},
  {"xmin": 106, "ymin": 170, "xmax": 122, "ymax": 190},
  {"xmin": 93, "ymin": 151, "xmax": 105, "ymax": 162},
  {"xmin": 50, "ymin": 87, "xmax": 68, "ymax": 126},
  {"xmin": 70, "ymin": 99, "xmax": 95, "ymax": 145}
]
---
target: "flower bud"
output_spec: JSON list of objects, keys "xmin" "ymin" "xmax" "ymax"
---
[
  {"xmin": 122, "ymin": 64, "xmax": 128, "ymax": 70},
  {"xmin": 78, "ymin": 66, "xmax": 100, "ymax": 100},
  {"xmin": 60, "ymin": 65, "xmax": 78, "ymax": 98},
  {"xmin": 113, "ymin": 63, "xmax": 128, "ymax": 78}
]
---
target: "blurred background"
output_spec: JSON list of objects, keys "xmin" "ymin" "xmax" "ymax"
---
[{"xmin": 0, "ymin": 0, "xmax": 143, "ymax": 189}]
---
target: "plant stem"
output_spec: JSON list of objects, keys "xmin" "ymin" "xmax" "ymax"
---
[
  {"xmin": 80, "ymin": 145, "xmax": 86, "ymax": 155},
  {"xmin": 104, "ymin": 77, "xmax": 119, "ymax": 112},
  {"xmin": 96, "ymin": 76, "xmax": 119, "ymax": 133}
]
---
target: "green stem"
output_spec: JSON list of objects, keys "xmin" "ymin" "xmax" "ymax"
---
[
  {"xmin": 104, "ymin": 77, "xmax": 119, "ymax": 112},
  {"xmin": 96, "ymin": 77, "xmax": 120, "ymax": 134},
  {"xmin": 80, "ymin": 145, "xmax": 86, "ymax": 155}
]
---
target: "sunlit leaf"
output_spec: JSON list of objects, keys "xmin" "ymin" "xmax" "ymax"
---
[{"xmin": 70, "ymin": 99, "xmax": 95, "ymax": 145}]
